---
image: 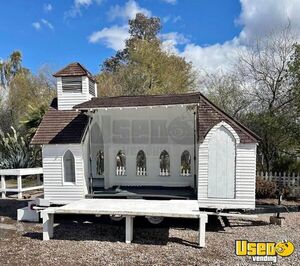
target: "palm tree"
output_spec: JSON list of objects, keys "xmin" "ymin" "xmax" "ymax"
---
[
  {"xmin": 9, "ymin": 51, "xmax": 22, "ymax": 74},
  {"xmin": 0, "ymin": 50, "xmax": 22, "ymax": 89}
]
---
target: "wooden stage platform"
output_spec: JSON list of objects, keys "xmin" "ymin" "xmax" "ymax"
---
[
  {"xmin": 87, "ymin": 186, "xmax": 196, "ymax": 200},
  {"xmin": 41, "ymin": 199, "xmax": 208, "ymax": 247}
]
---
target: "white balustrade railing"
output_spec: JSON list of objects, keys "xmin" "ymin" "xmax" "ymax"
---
[
  {"xmin": 181, "ymin": 169, "xmax": 191, "ymax": 176},
  {"xmin": 0, "ymin": 168, "xmax": 43, "ymax": 199},
  {"xmin": 116, "ymin": 166, "xmax": 126, "ymax": 176},
  {"xmin": 159, "ymin": 168, "xmax": 170, "ymax": 176},
  {"xmin": 137, "ymin": 167, "xmax": 147, "ymax": 176}
]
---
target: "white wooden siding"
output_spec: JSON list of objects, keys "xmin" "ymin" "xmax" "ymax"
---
[
  {"xmin": 57, "ymin": 76, "xmax": 94, "ymax": 110},
  {"xmin": 42, "ymin": 144, "xmax": 85, "ymax": 203},
  {"xmin": 198, "ymin": 121, "xmax": 256, "ymax": 209}
]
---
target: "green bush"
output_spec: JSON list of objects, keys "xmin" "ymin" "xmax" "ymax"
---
[{"xmin": 0, "ymin": 127, "xmax": 41, "ymax": 169}]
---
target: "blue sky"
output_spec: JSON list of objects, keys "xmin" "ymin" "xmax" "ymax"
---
[{"xmin": 0, "ymin": 0, "xmax": 299, "ymax": 74}]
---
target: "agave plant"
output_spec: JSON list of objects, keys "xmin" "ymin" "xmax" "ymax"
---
[{"xmin": 0, "ymin": 127, "xmax": 41, "ymax": 169}]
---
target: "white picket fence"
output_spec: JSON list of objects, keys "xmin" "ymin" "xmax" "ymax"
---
[{"xmin": 257, "ymin": 172, "xmax": 300, "ymax": 198}]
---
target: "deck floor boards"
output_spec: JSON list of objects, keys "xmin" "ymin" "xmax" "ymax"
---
[
  {"xmin": 87, "ymin": 186, "xmax": 196, "ymax": 200},
  {"xmin": 48, "ymin": 199, "xmax": 201, "ymax": 218}
]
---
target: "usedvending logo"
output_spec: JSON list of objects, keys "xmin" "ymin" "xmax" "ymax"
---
[{"xmin": 235, "ymin": 240, "xmax": 295, "ymax": 263}]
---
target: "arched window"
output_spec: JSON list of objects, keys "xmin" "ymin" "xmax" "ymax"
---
[
  {"xmin": 159, "ymin": 150, "xmax": 170, "ymax": 176},
  {"xmin": 116, "ymin": 150, "xmax": 126, "ymax": 176},
  {"xmin": 181, "ymin": 150, "xmax": 191, "ymax": 176},
  {"xmin": 63, "ymin": 150, "xmax": 75, "ymax": 183},
  {"xmin": 136, "ymin": 150, "xmax": 146, "ymax": 176},
  {"xmin": 96, "ymin": 150, "xmax": 104, "ymax": 175}
]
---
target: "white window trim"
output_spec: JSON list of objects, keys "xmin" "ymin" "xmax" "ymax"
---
[{"xmin": 62, "ymin": 149, "xmax": 77, "ymax": 186}]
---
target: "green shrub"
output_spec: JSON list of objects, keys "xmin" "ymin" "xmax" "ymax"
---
[{"xmin": 0, "ymin": 127, "xmax": 41, "ymax": 169}]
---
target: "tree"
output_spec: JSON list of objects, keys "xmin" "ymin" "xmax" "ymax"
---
[
  {"xmin": 98, "ymin": 13, "xmax": 196, "ymax": 96},
  {"xmin": 201, "ymin": 73, "xmax": 251, "ymax": 119},
  {"xmin": 236, "ymin": 26, "xmax": 300, "ymax": 171},
  {"xmin": 288, "ymin": 43, "xmax": 300, "ymax": 114},
  {"xmin": 20, "ymin": 104, "xmax": 48, "ymax": 138},
  {"xmin": 102, "ymin": 13, "xmax": 161, "ymax": 73},
  {"xmin": 0, "ymin": 51, "xmax": 23, "ymax": 102},
  {"xmin": 8, "ymin": 68, "xmax": 55, "ymax": 127}
]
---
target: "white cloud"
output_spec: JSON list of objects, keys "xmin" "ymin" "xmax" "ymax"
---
[
  {"xmin": 181, "ymin": 40, "xmax": 246, "ymax": 74},
  {"xmin": 174, "ymin": 0, "xmax": 300, "ymax": 74},
  {"xmin": 162, "ymin": 15, "xmax": 181, "ymax": 24},
  {"xmin": 74, "ymin": 0, "xmax": 93, "ymax": 8},
  {"xmin": 88, "ymin": 25, "xmax": 129, "ymax": 50},
  {"xmin": 160, "ymin": 32, "xmax": 189, "ymax": 44},
  {"xmin": 32, "ymin": 22, "xmax": 41, "ymax": 30},
  {"xmin": 162, "ymin": 0, "xmax": 177, "ymax": 4},
  {"xmin": 237, "ymin": 0, "xmax": 300, "ymax": 42},
  {"xmin": 89, "ymin": 0, "xmax": 151, "ymax": 50},
  {"xmin": 160, "ymin": 32, "xmax": 190, "ymax": 54},
  {"xmin": 65, "ymin": 0, "xmax": 103, "ymax": 18},
  {"xmin": 108, "ymin": 0, "xmax": 151, "ymax": 21},
  {"xmin": 43, "ymin": 3, "xmax": 52, "ymax": 12},
  {"xmin": 87, "ymin": 0, "xmax": 300, "ymax": 74},
  {"xmin": 32, "ymin": 19, "xmax": 54, "ymax": 31},
  {"xmin": 172, "ymin": 16, "xmax": 181, "ymax": 23},
  {"xmin": 41, "ymin": 19, "xmax": 54, "ymax": 30}
]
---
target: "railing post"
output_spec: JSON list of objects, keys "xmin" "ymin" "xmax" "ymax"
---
[
  {"xmin": 17, "ymin": 175, "xmax": 22, "ymax": 199},
  {"xmin": 1, "ymin": 175, "xmax": 6, "ymax": 199}
]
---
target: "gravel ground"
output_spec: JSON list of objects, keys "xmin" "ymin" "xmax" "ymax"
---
[{"xmin": 0, "ymin": 199, "xmax": 299, "ymax": 266}]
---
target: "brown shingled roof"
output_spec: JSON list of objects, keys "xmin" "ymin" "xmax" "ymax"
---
[
  {"xmin": 31, "ymin": 99, "xmax": 88, "ymax": 145},
  {"xmin": 32, "ymin": 93, "xmax": 259, "ymax": 145},
  {"xmin": 74, "ymin": 92, "xmax": 202, "ymax": 109},
  {"xmin": 53, "ymin": 62, "xmax": 96, "ymax": 82},
  {"xmin": 197, "ymin": 94, "xmax": 259, "ymax": 143},
  {"xmin": 73, "ymin": 92, "xmax": 259, "ymax": 144}
]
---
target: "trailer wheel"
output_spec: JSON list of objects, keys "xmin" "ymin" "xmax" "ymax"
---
[
  {"xmin": 146, "ymin": 216, "xmax": 164, "ymax": 225},
  {"xmin": 110, "ymin": 215, "xmax": 124, "ymax": 221}
]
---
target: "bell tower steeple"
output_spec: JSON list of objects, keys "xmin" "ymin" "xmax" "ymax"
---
[{"xmin": 53, "ymin": 62, "xmax": 97, "ymax": 110}]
